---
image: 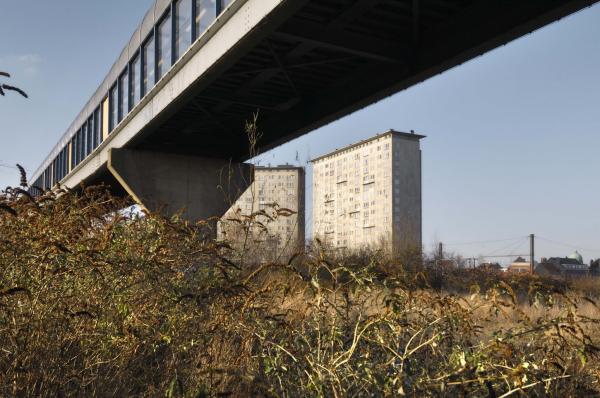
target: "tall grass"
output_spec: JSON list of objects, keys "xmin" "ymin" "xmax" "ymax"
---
[{"xmin": 1, "ymin": 181, "xmax": 599, "ymax": 396}]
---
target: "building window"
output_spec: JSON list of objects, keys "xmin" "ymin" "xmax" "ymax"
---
[
  {"xmin": 157, "ymin": 11, "xmax": 172, "ymax": 80},
  {"xmin": 130, "ymin": 53, "xmax": 141, "ymax": 108},
  {"xmin": 119, "ymin": 70, "xmax": 129, "ymax": 122},
  {"xmin": 142, "ymin": 34, "xmax": 155, "ymax": 96},
  {"xmin": 109, "ymin": 85, "xmax": 118, "ymax": 131},
  {"xmin": 196, "ymin": 0, "xmax": 217, "ymax": 38},
  {"xmin": 175, "ymin": 0, "xmax": 192, "ymax": 60}
]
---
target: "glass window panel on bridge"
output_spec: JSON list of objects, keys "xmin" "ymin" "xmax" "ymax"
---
[
  {"xmin": 94, "ymin": 107, "xmax": 102, "ymax": 147},
  {"xmin": 109, "ymin": 85, "xmax": 118, "ymax": 132},
  {"xmin": 70, "ymin": 138, "xmax": 75, "ymax": 170},
  {"xmin": 74, "ymin": 130, "xmax": 80, "ymax": 166},
  {"xmin": 119, "ymin": 70, "xmax": 129, "ymax": 123},
  {"xmin": 75, "ymin": 135, "xmax": 79, "ymax": 166},
  {"xmin": 57, "ymin": 149, "xmax": 64, "ymax": 182},
  {"xmin": 220, "ymin": 0, "xmax": 234, "ymax": 11},
  {"xmin": 142, "ymin": 34, "xmax": 155, "ymax": 96},
  {"xmin": 72, "ymin": 135, "xmax": 77, "ymax": 167},
  {"xmin": 131, "ymin": 54, "xmax": 141, "ymax": 109},
  {"xmin": 195, "ymin": 0, "xmax": 216, "ymax": 39},
  {"xmin": 157, "ymin": 11, "xmax": 172, "ymax": 80},
  {"xmin": 80, "ymin": 127, "xmax": 84, "ymax": 162},
  {"xmin": 58, "ymin": 152, "xmax": 62, "ymax": 181},
  {"xmin": 74, "ymin": 129, "xmax": 79, "ymax": 166},
  {"xmin": 175, "ymin": 0, "xmax": 192, "ymax": 60},
  {"xmin": 102, "ymin": 98, "xmax": 109, "ymax": 140},
  {"xmin": 87, "ymin": 117, "xmax": 94, "ymax": 155},
  {"xmin": 79, "ymin": 127, "xmax": 84, "ymax": 162},
  {"xmin": 81, "ymin": 124, "xmax": 87, "ymax": 160}
]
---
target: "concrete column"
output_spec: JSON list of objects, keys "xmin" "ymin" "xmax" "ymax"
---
[{"xmin": 108, "ymin": 148, "xmax": 253, "ymax": 224}]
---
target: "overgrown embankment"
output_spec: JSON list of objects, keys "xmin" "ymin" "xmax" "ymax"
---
[{"xmin": 1, "ymin": 186, "xmax": 599, "ymax": 397}]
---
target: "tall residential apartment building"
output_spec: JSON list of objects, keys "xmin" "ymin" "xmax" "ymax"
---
[
  {"xmin": 217, "ymin": 166, "xmax": 305, "ymax": 261},
  {"xmin": 311, "ymin": 130, "xmax": 424, "ymax": 253}
]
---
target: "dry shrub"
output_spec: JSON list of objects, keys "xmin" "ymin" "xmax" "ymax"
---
[{"xmin": 1, "ymin": 185, "xmax": 599, "ymax": 397}]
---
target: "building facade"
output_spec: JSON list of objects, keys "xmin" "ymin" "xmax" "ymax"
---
[
  {"xmin": 507, "ymin": 257, "xmax": 532, "ymax": 273},
  {"xmin": 536, "ymin": 251, "xmax": 590, "ymax": 278},
  {"xmin": 217, "ymin": 166, "xmax": 305, "ymax": 261},
  {"xmin": 311, "ymin": 130, "xmax": 424, "ymax": 253}
]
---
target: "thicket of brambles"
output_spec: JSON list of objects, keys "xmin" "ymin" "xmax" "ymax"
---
[{"xmin": 1, "ymin": 180, "xmax": 599, "ymax": 397}]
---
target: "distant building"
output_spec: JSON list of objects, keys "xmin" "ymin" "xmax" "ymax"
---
[
  {"xmin": 311, "ymin": 130, "xmax": 424, "ymax": 254},
  {"xmin": 590, "ymin": 259, "xmax": 600, "ymax": 276},
  {"xmin": 478, "ymin": 262, "xmax": 502, "ymax": 272},
  {"xmin": 535, "ymin": 251, "xmax": 589, "ymax": 278},
  {"xmin": 507, "ymin": 257, "xmax": 532, "ymax": 273},
  {"xmin": 217, "ymin": 166, "xmax": 305, "ymax": 262}
]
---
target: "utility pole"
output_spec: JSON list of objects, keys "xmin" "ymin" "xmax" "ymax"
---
[
  {"xmin": 530, "ymin": 234, "xmax": 535, "ymax": 274},
  {"xmin": 438, "ymin": 242, "xmax": 443, "ymax": 260}
]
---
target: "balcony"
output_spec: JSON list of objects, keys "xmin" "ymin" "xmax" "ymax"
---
[{"xmin": 362, "ymin": 177, "xmax": 375, "ymax": 185}]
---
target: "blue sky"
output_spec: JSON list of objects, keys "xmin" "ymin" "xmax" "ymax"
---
[{"xmin": 1, "ymin": 2, "xmax": 599, "ymax": 262}]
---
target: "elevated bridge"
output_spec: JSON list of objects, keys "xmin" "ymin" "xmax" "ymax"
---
[{"xmin": 30, "ymin": 0, "xmax": 597, "ymax": 220}]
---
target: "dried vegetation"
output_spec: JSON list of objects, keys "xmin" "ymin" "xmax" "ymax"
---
[{"xmin": 1, "ymin": 182, "xmax": 600, "ymax": 397}]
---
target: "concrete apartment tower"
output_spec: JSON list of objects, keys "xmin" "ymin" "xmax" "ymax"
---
[
  {"xmin": 217, "ymin": 166, "xmax": 305, "ymax": 262},
  {"xmin": 311, "ymin": 130, "xmax": 424, "ymax": 253}
]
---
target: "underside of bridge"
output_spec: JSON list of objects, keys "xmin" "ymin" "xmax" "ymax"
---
[
  {"xmin": 74, "ymin": 0, "xmax": 595, "ymax": 224},
  {"xmin": 124, "ymin": 0, "xmax": 595, "ymax": 161}
]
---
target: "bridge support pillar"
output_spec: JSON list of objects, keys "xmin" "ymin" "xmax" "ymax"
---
[{"xmin": 108, "ymin": 148, "xmax": 253, "ymax": 225}]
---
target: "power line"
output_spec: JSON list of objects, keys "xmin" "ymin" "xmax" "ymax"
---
[
  {"xmin": 536, "ymin": 235, "xmax": 600, "ymax": 254},
  {"xmin": 443, "ymin": 235, "xmax": 528, "ymax": 246},
  {"xmin": 478, "ymin": 254, "xmax": 529, "ymax": 259},
  {"xmin": 483, "ymin": 237, "xmax": 525, "ymax": 257}
]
